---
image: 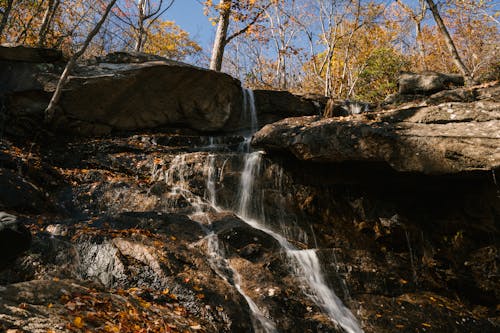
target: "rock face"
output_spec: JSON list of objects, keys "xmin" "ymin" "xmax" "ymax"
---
[
  {"xmin": 0, "ymin": 44, "xmax": 63, "ymax": 62},
  {"xmin": 253, "ymin": 90, "xmax": 324, "ymax": 127},
  {"xmin": 397, "ymin": 71, "xmax": 464, "ymax": 95},
  {"xmin": 0, "ymin": 123, "xmax": 498, "ymax": 332},
  {"xmin": 0, "ymin": 47, "xmax": 498, "ymax": 332},
  {"xmin": 1, "ymin": 46, "xmax": 322, "ymax": 136},
  {"xmin": 253, "ymin": 83, "xmax": 500, "ymax": 174},
  {"xmin": 0, "ymin": 212, "xmax": 31, "ymax": 269},
  {"xmin": 4, "ymin": 54, "xmax": 244, "ymax": 135}
]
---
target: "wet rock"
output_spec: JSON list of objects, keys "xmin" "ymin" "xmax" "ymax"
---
[
  {"xmin": 0, "ymin": 169, "xmax": 47, "ymax": 212},
  {"xmin": 210, "ymin": 213, "xmax": 280, "ymax": 260},
  {"xmin": 0, "ymin": 69, "xmax": 498, "ymax": 332},
  {"xmin": 0, "ymin": 212, "xmax": 31, "ymax": 270}
]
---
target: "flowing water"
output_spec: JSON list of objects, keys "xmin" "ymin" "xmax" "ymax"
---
[
  {"xmin": 153, "ymin": 86, "xmax": 364, "ymax": 332},
  {"xmin": 236, "ymin": 152, "xmax": 363, "ymax": 333}
]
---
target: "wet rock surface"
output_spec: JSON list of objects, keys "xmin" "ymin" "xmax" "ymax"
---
[
  {"xmin": 0, "ymin": 212, "xmax": 31, "ymax": 269},
  {"xmin": 0, "ymin": 123, "xmax": 497, "ymax": 332}
]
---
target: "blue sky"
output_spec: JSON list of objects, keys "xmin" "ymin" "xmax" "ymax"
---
[{"xmin": 167, "ymin": 0, "xmax": 214, "ymax": 50}]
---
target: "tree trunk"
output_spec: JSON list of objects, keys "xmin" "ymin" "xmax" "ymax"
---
[
  {"xmin": 45, "ymin": 0, "xmax": 118, "ymax": 122},
  {"xmin": 0, "ymin": 0, "xmax": 14, "ymax": 39},
  {"xmin": 37, "ymin": 0, "xmax": 60, "ymax": 47},
  {"xmin": 210, "ymin": 0, "xmax": 232, "ymax": 71},
  {"xmin": 135, "ymin": 0, "xmax": 146, "ymax": 52},
  {"xmin": 425, "ymin": 0, "xmax": 472, "ymax": 83},
  {"xmin": 415, "ymin": 21, "xmax": 427, "ymax": 70},
  {"xmin": 276, "ymin": 49, "xmax": 287, "ymax": 89},
  {"xmin": 324, "ymin": 57, "xmax": 332, "ymax": 97}
]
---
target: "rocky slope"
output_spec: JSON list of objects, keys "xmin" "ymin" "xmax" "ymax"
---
[{"xmin": 0, "ymin": 46, "xmax": 499, "ymax": 333}]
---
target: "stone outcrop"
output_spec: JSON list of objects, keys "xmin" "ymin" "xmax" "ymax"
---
[
  {"xmin": 1, "ymin": 46, "xmax": 321, "ymax": 136},
  {"xmin": 0, "ymin": 212, "xmax": 31, "ymax": 269},
  {"xmin": 0, "ymin": 44, "xmax": 63, "ymax": 63},
  {"xmin": 1, "ymin": 46, "xmax": 498, "ymax": 332},
  {"xmin": 4, "ymin": 53, "xmax": 244, "ymax": 135},
  {"xmin": 253, "ymin": 90, "xmax": 324, "ymax": 126},
  {"xmin": 397, "ymin": 71, "xmax": 464, "ymax": 95},
  {"xmin": 0, "ymin": 116, "xmax": 498, "ymax": 332},
  {"xmin": 253, "ymin": 82, "xmax": 500, "ymax": 174}
]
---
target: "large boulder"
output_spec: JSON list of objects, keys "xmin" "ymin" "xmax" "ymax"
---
[
  {"xmin": 398, "ymin": 71, "xmax": 464, "ymax": 95},
  {"xmin": 2, "ymin": 46, "xmax": 325, "ymax": 136},
  {"xmin": 0, "ymin": 212, "xmax": 31, "ymax": 269},
  {"xmin": 253, "ymin": 90, "xmax": 325, "ymax": 126},
  {"xmin": 253, "ymin": 83, "xmax": 500, "ymax": 174},
  {"xmin": 7, "ymin": 55, "xmax": 244, "ymax": 135},
  {"xmin": 0, "ymin": 44, "xmax": 63, "ymax": 63}
]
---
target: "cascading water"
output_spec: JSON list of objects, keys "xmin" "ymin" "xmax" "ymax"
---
[
  {"xmin": 239, "ymin": 88, "xmax": 258, "ymax": 152},
  {"xmin": 236, "ymin": 153, "xmax": 363, "ymax": 333},
  {"xmin": 153, "ymin": 85, "xmax": 363, "ymax": 332},
  {"xmin": 205, "ymin": 232, "xmax": 277, "ymax": 333}
]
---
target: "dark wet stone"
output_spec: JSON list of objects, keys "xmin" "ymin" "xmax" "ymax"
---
[{"xmin": 0, "ymin": 212, "xmax": 31, "ymax": 270}]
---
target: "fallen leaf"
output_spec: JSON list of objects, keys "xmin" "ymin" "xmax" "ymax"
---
[{"xmin": 73, "ymin": 316, "xmax": 84, "ymax": 328}]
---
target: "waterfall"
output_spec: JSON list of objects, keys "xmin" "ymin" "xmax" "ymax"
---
[
  {"xmin": 206, "ymin": 154, "xmax": 217, "ymax": 207},
  {"xmin": 235, "ymin": 89, "xmax": 363, "ymax": 332},
  {"xmin": 238, "ymin": 152, "xmax": 261, "ymax": 218},
  {"xmin": 151, "ymin": 84, "xmax": 363, "ymax": 332},
  {"xmin": 240, "ymin": 88, "xmax": 258, "ymax": 152},
  {"xmin": 235, "ymin": 153, "xmax": 364, "ymax": 333},
  {"xmin": 156, "ymin": 152, "xmax": 278, "ymax": 332}
]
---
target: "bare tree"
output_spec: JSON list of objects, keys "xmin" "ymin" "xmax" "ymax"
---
[
  {"xmin": 209, "ymin": 0, "xmax": 268, "ymax": 71},
  {"xmin": 395, "ymin": 0, "xmax": 427, "ymax": 70},
  {"xmin": 210, "ymin": 0, "xmax": 231, "ymax": 70},
  {"xmin": 263, "ymin": 0, "xmax": 301, "ymax": 90},
  {"xmin": 45, "ymin": 0, "xmax": 118, "ymax": 121},
  {"xmin": 111, "ymin": 0, "xmax": 175, "ymax": 52},
  {"xmin": 134, "ymin": 0, "xmax": 175, "ymax": 51},
  {"xmin": 37, "ymin": 0, "xmax": 61, "ymax": 47},
  {"xmin": 425, "ymin": 0, "xmax": 471, "ymax": 82},
  {"xmin": 0, "ymin": 0, "xmax": 14, "ymax": 39}
]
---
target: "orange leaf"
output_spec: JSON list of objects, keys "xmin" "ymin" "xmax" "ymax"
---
[{"xmin": 73, "ymin": 316, "xmax": 84, "ymax": 328}]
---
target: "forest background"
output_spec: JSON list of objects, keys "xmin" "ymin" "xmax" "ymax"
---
[{"xmin": 1, "ymin": 0, "xmax": 498, "ymax": 103}]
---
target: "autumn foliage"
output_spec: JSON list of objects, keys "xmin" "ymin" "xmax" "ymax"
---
[{"xmin": 1, "ymin": 0, "xmax": 498, "ymax": 101}]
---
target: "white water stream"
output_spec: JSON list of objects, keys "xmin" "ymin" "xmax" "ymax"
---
[
  {"xmin": 237, "ymin": 152, "xmax": 363, "ymax": 333},
  {"xmin": 154, "ymin": 86, "xmax": 363, "ymax": 333}
]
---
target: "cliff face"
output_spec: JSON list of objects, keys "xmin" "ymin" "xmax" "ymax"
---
[{"xmin": 0, "ymin": 46, "xmax": 498, "ymax": 333}]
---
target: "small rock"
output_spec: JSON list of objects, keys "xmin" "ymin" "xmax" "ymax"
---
[{"xmin": 45, "ymin": 224, "xmax": 68, "ymax": 237}]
